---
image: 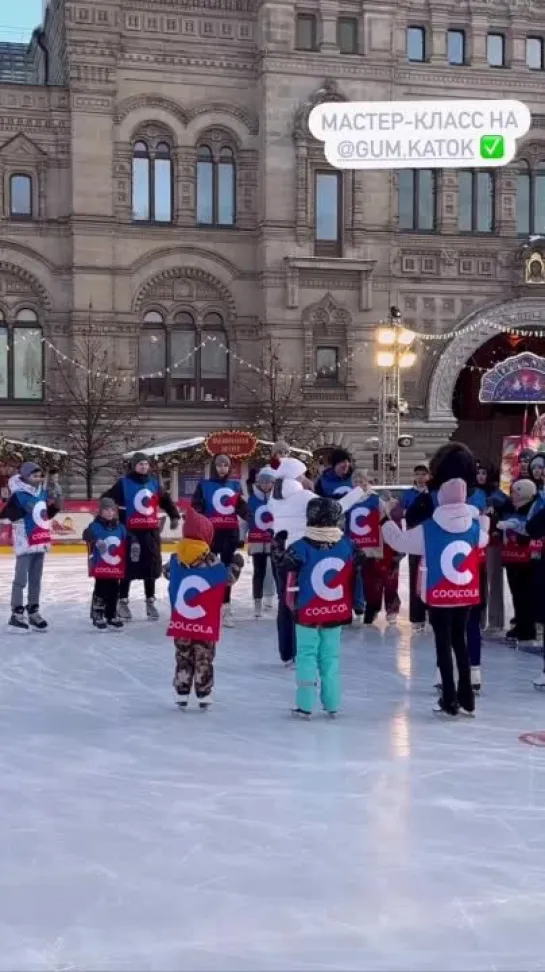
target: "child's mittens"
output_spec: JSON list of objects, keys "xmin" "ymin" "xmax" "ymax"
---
[
  {"xmin": 228, "ymin": 552, "xmax": 245, "ymax": 585},
  {"xmin": 95, "ymin": 539, "xmax": 107, "ymax": 554},
  {"xmin": 162, "ymin": 562, "xmax": 171, "ymax": 580}
]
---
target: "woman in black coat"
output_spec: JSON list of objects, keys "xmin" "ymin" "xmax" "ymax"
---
[{"xmin": 102, "ymin": 453, "xmax": 179, "ymax": 621}]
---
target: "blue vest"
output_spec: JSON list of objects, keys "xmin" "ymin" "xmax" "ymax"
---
[
  {"xmin": 317, "ymin": 469, "xmax": 353, "ymax": 498},
  {"xmin": 290, "ymin": 535, "xmax": 354, "ymax": 625},
  {"xmin": 469, "ymin": 488, "xmax": 487, "ymax": 512},
  {"xmin": 167, "ymin": 556, "xmax": 229, "ymax": 640},
  {"xmin": 346, "ymin": 493, "xmax": 380, "ymax": 547},
  {"xmin": 402, "ymin": 486, "xmax": 426, "ymax": 511},
  {"xmin": 200, "ymin": 478, "xmax": 241, "ymax": 528},
  {"xmin": 422, "ymin": 518, "xmax": 480, "ymax": 606},
  {"xmin": 247, "ymin": 493, "xmax": 274, "ymax": 539},
  {"xmin": 88, "ymin": 520, "xmax": 127, "ymax": 578},
  {"xmin": 122, "ymin": 476, "xmax": 160, "ymax": 530}
]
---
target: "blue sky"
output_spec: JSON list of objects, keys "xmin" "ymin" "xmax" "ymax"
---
[{"xmin": 0, "ymin": 0, "xmax": 43, "ymax": 43}]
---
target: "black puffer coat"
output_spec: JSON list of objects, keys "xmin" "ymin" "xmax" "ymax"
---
[{"xmin": 101, "ymin": 474, "xmax": 179, "ymax": 581}]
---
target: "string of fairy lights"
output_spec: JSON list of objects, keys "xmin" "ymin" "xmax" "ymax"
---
[{"xmin": 7, "ymin": 313, "xmax": 545, "ymax": 385}]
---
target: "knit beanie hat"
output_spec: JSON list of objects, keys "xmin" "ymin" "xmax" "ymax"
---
[
  {"xmin": 256, "ymin": 466, "xmax": 277, "ymax": 485},
  {"xmin": 183, "ymin": 506, "xmax": 214, "ymax": 546},
  {"xmin": 99, "ymin": 497, "xmax": 118, "ymax": 513},
  {"xmin": 306, "ymin": 496, "xmax": 343, "ymax": 528},
  {"xmin": 130, "ymin": 452, "xmax": 149, "ymax": 470},
  {"xmin": 330, "ymin": 448, "xmax": 352, "ymax": 468},
  {"xmin": 429, "ymin": 442, "xmax": 476, "ymax": 488},
  {"xmin": 20, "ymin": 461, "xmax": 42, "ymax": 482}
]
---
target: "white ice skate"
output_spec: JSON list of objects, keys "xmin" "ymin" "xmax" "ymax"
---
[
  {"xmin": 386, "ymin": 613, "xmax": 398, "ymax": 626},
  {"xmin": 263, "ymin": 597, "xmax": 274, "ymax": 612},
  {"xmin": 434, "ymin": 668, "xmax": 442, "ymax": 690},
  {"xmin": 117, "ymin": 599, "xmax": 132, "ymax": 622},
  {"xmin": 254, "ymin": 599, "xmax": 263, "ymax": 619},
  {"xmin": 222, "ymin": 605, "xmax": 234, "ymax": 628},
  {"xmin": 471, "ymin": 666, "xmax": 481, "ymax": 692},
  {"xmin": 533, "ymin": 671, "xmax": 545, "ymax": 690},
  {"xmin": 412, "ymin": 622, "xmax": 426, "ymax": 634}
]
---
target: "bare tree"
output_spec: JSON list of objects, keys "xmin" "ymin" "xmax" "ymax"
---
[
  {"xmin": 238, "ymin": 337, "xmax": 321, "ymax": 448},
  {"xmin": 46, "ymin": 320, "xmax": 141, "ymax": 498}
]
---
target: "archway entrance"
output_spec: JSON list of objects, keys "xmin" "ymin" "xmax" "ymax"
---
[
  {"xmin": 427, "ymin": 296, "xmax": 545, "ymax": 463},
  {"xmin": 452, "ymin": 331, "xmax": 545, "ymax": 462}
]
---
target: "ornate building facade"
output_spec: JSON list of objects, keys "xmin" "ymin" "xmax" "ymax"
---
[{"xmin": 1, "ymin": 0, "xmax": 545, "ymax": 491}]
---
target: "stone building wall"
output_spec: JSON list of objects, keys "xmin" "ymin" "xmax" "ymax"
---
[{"xmin": 0, "ymin": 0, "xmax": 544, "ymax": 493}]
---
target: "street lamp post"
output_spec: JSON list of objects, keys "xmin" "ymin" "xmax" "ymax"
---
[{"xmin": 375, "ymin": 309, "xmax": 417, "ymax": 485}]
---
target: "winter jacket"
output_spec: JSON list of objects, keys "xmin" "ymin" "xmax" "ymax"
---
[
  {"xmin": 3, "ymin": 474, "xmax": 61, "ymax": 556},
  {"xmin": 401, "ymin": 486, "xmax": 428, "ymax": 513},
  {"xmin": 314, "ymin": 466, "xmax": 354, "ymax": 498},
  {"xmin": 268, "ymin": 478, "xmax": 364, "ymax": 548},
  {"xmin": 281, "ymin": 532, "xmax": 364, "ymax": 628},
  {"xmin": 523, "ymin": 498, "xmax": 545, "ymax": 622},
  {"xmin": 101, "ymin": 474, "xmax": 178, "ymax": 581},
  {"xmin": 245, "ymin": 486, "xmax": 273, "ymax": 555},
  {"xmin": 382, "ymin": 491, "xmax": 489, "ymax": 604}
]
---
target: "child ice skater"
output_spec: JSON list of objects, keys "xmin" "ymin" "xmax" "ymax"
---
[
  {"xmin": 246, "ymin": 466, "xmax": 276, "ymax": 618},
  {"xmin": 4, "ymin": 461, "xmax": 62, "ymax": 632},
  {"xmin": 165, "ymin": 507, "xmax": 243, "ymax": 709},
  {"xmin": 497, "ymin": 479, "xmax": 537, "ymax": 646},
  {"xmin": 83, "ymin": 497, "xmax": 127, "ymax": 630},
  {"xmin": 346, "ymin": 469, "xmax": 386, "ymax": 621},
  {"xmin": 281, "ymin": 496, "xmax": 359, "ymax": 719},
  {"xmin": 382, "ymin": 473, "xmax": 489, "ymax": 716}
]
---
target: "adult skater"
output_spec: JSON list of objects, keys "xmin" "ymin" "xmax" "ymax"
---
[
  {"xmin": 191, "ymin": 454, "xmax": 248, "ymax": 627},
  {"xmin": 522, "ymin": 490, "xmax": 545, "ymax": 688},
  {"xmin": 314, "ymin": 448, "xmax": 353, "ymax": 498},
  {"xmin": 497, "ymin": 478, "xmax": 538, "ymax": 646},
  {"xmin": 402, "ymin": 464, "xmax": 429, "ymax": 632},
  {"xmin": 102, "ymin": 453, "xmax": 179, "ymax": 620},
  {"xmin": 381, "ymin": 446, "xmax": 489, "ymax": 716}
]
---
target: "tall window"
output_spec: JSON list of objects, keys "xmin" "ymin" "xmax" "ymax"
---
[
  {"xmin": 296, "ymin": 13, "xmax": 317, "ymax": 51},
  {"xmin": 398, "ymin": 170, "xmax": 436, "ymax": 230},
  {"xmin": 516, "ymin": 160, "xmax": 545, "ymax": 235},
  {"xmin": 196, "ymin": 144, "xmax": 235, "ymax": 226},
  {"xmin": 338, "ymin": 17, "xmax": 358, "ymax": 54},
  {"xmin": 314, "ymin": 171, "xmax": 342, "ymax": 255},
  {"xmin": 447, "ymin": 29, "xmax": 465, "ymax": 65},
  {"xmin": 407, "ymin": 26, "xmax": 426, "ymax": 62},
  {"xmin": 316, "ymin": 346, "xmax": 340, "ymax": 382},
  {"xmin": 527, "ymin": 37, "xmax": 544, "ymax": 70},
  {"xmin": 0, "ymin": 308, "xmax": 43, "ymax": 402},
  {"xmin": 458, "ymin": 171, "xmax": 495, "ymax": 232},
  {"xmin": 132, "ymin": 139, "xmax": 173, "ymax": 223},
  {"xmin": 9, "ymin": 174, "xmax": 32, "ymax": 218},
  {"xmin": 139, "ymin": 310, "xmax": 229, "ymax": 405},
  {"xmin": 487, "ymin": 32, "xmax": 506, "ymax": 66}
]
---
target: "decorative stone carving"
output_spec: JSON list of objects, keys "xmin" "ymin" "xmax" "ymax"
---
[
  {"xmin": 0, "ymin": 133, "xmax": 46, "ymax": 160},
  {"xmin": 133, "ymin": 267, "xmax": 236, "ymax": 325},
  {"xmin": 293, "ymin": 79, "xmax": 345, "ymax": 141},
  {"xmin": 0, "ymin": 262, "xmax": 51, "ymax": 309},
  {"xmin": 521, "ymin": 237, "xmax": 545, "ymax": 284}
]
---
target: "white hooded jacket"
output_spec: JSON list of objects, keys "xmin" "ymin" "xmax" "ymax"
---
[
  {"xmin": 267, "ymin": 468, "xmax": 365, "ymax": 546},
  {"xmin": 382, "ymin": 479, "xmax": 489, "ymax": 603},
  {"xmin": 7, "ymin": 474, "xmax": 52, "ymax": 556}
]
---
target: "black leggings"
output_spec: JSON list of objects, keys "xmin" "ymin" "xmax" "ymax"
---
[
  {"xmin": 252, "ymin": 552, "xmax": 270, "ymax": 600},
  {"xmin": 119, "ymin": 578, "xmax": 156, "ymax": 601},
  {"xmin": 429, "ymin": 605, "xmax": 473, "ymax": 713}
]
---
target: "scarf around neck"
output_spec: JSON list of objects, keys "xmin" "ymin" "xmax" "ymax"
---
[{"xmin": 304, "ymin": 526, "xmax": 343, "ymax": 544}]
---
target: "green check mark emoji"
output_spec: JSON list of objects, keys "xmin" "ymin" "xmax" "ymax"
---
[{"xmin": 480, "ymin": 135, "xmax": 505, "ymax": 161}]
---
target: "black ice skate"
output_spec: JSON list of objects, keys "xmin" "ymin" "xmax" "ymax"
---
[
  {"xmin": 432, "ymin": 698, "xmax": 459, "ymax": 717},
  {"xmin": 107, "ymin": 618, "xmax": 124, "ymax": 630},
  {"xmin": 8, "ymin": 607, "xmax": 29, "ymax": 633},
  {"xmin": 93, "ymin": 611, "xmax": 107, "ymax": 631},
  {"xmin": 176, "ymin": 698, "xmax": 189, "ymax": 709},
  {"xmin": 199, "ymin": 701, "xmax": 211, "ymax": 711},
  {"xmin": 146, "ymin": 598, "xmax": 159, "ymax": 621},
  {"xmin": 291, "ymin": 708, "xmax": 312, "ymax": 720},
  {"xmin": 27, "ymin": 606, "xmax": 47, "ymax": 631}
]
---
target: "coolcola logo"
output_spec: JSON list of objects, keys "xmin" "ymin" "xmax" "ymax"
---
[
  {"xmin": 102, "ymin": 535, "xmax": 122, "ymax": 566},
  {"xmin": 32, "ymin": 501, "xmax": 48, "ymax": 527},
  {"xmin": 175, "ymin": 576, "xmax": 210, "ymax": 620},
  {"xmin": 440, "ymin": 541, "xmax": 472, "ymax": 586},
  {"xmin": 134, "ymin": 488, "xmax": 155, "ymax": 516},
  {"xmin": 212, "ymin": 487, "xmax": 236, "ymax": 514},
  {"xmin": 306, "ymin": 603, "xmax": 347, "ymax": 617},
  {"xmin": 350, "ymin": 506, "xmax": 371, "ymax": 536},
  {"xmin": 255, "ymin": 506, "xmax": 273, "ymax": 531},
  {"xmin": 311, "ymin": 557, "xmax": 344, "ymax": 602},
  {"xmin": 434, "ymin": 588, "xmax": 478, "ymax": 600}
]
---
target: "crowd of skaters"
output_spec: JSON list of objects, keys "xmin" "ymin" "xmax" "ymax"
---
[{"xmin": 4, "ymin": 438, "xmax": 545, "ymax": 718}]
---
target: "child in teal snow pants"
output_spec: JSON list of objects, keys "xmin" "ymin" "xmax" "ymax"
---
[
  {"xmin": 282, "ymin": 496, "xmax": 361, "ymax": 718},
  {"xmin": 295, "ymin": 624, "xmax": 342, "ymax": 714}
]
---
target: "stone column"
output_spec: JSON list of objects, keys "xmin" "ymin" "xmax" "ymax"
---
[
  {"xmin": 294, "ymin": 139, "xmax": 310, "ymax": 244},
  {"xmin": 319, "ymin": 0, "xmax": 339, "ymax": 51},
  {"xmin": 438, "ymin": 170, "xmax": 459, "ymax": 234},
  {"xmin": 176, "ymin": 148, "xmax": 196, "ymax": 226}
]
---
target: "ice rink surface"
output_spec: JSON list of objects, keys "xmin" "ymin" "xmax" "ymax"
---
[{"xmin": 0, "ymin": 556, "xmax": 544, "ymax": 971}]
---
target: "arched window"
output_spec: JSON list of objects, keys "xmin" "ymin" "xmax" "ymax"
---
[
  {"xmin": 132, "ymin": 138, "xmax": 173, "ymax": 223},
  {"xmin": 139, "ymin": 309, "xmax": 229, "ymax": 405},
  {"xmin": 516, "ymin": 159, "xmax": 545, "ymax": 236},
  {"xmin": 0, "ymin": 307, "xmax": 43, "ymax": 402},
  {"xmin": 9, "ymin": 174, "xmax": 32, "ymax": 218},
  {"xmin": 398, "ymin": 170, "xmax": 436, "ymax": 230},
  {"xmin": 196, "ymin": 143, "xmax": 235, "ymax": 226}
]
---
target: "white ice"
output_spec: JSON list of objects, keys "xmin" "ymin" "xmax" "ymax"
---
[{"xmin": 0, "ymin": 556, "xmax": 545, "ymax": 971}]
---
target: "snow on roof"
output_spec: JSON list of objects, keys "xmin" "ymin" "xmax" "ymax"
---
[
  {"xmin": 5, "ymin": 438, "xmax": 68, "ymax": 456},
  {"xmin": 124, "ymin": 437, "xmax": 205, "ymax": 459},
  {"xmin": 257, "ymin": 439, "xmax": 313, "ymax": 457}
]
